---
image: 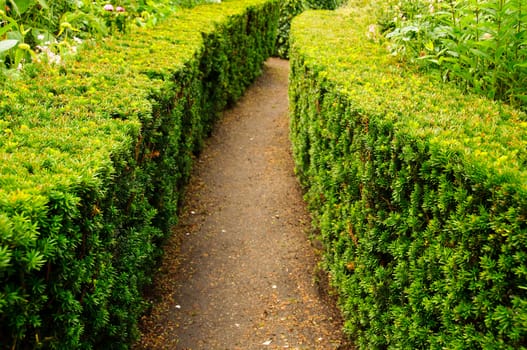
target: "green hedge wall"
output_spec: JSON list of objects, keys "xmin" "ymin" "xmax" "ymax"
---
[
  {"xmin": 274, "ymin": 0, "xmax": 343, "ymax": 58},
  {"xmin": 0, "ymin": 0, "xmax": 279, "ymax": 348},
  {"xmin": 289, "ymin": 6, "xmax": 527, "ymax": 349}
]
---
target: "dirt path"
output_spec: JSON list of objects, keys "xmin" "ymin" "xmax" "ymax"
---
[{"xmin": 135, "ymin": 58, "xmax": 351, "ymax": 349}]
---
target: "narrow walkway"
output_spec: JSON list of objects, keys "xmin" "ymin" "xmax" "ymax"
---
[{"xmin": 136, "ymin": 58, "xmax": 350, "ymax": 349}]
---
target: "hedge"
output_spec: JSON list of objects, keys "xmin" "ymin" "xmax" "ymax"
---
[
  {"xmin": 0, "ymin": 0, "xmax": 279, "ymax": 348},
  {"xmin": 274, "ymin": 0, "xmax": 344, "ymax": 58},
  {"xmin": 289, "ymin": 5, "xmax": 527, "ymax": 349}
]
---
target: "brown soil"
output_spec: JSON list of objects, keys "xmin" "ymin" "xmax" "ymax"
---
[{"xmin": 134, "ymin": 58, "xmax": 353, "ymax": 350}]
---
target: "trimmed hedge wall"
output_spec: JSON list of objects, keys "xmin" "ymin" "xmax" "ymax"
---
[
  {"xmin": 0, "ymin": 0, "xmax": 279, "ymax": 348},
  {"xmin": 289, "ymin": 6, "xmax": 527, "ymax": 350},
  {"xmin": 274, "ymin": 0, "xmax": 344, "ymax": 58}
]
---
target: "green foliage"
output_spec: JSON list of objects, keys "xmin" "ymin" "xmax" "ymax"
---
[
  {"xmin": 0, "ymin": 0, "xmax": 279, "ymax": 348},
  {"xmin": 275, "ymin": 0, "xmax": 307, "ymax": 58},
  {"xmin": 381, "ymin": 0, "xmax": 527, "ymax": 110},
  {"xmin": 290, "ymin": 5, "xmax": 527, "ymax": 349},
  {"xmin": 274, "ymin": 0, "xmax": 344, "ymax": 58},
  {"xmin": 0, "ymin": 0, "xmax": 218, "ymax": 71}
]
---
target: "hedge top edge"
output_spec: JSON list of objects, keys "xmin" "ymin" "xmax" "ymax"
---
[{"xmin": 290, "ymin": 8, "xmax": 527, "ymax": 189}]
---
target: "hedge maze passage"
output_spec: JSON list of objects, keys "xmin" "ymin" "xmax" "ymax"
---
[
  {"xmin": 2, "ymin": 0, "xmax": 527, "ymax": 348},
  {"xmin": 135, "ymin": 57, "xmax": 348, "ymax": 349}
]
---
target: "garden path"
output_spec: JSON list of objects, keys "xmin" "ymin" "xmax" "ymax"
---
[{"xmin": 135, "ymin": 58, "xmax": 352, "ymax": 350}]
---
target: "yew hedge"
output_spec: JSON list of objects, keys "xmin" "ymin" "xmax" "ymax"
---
[
  {"xmin": 290, "ymin": 6, "xmax": 527, "ymax": 349},
  {"xmin": 0, "ymin": 0, "xmax": 279, "ymax": 348},
  {"xmin": 274, "ymin": 0, "xmax": 344, "ymax": 58}
]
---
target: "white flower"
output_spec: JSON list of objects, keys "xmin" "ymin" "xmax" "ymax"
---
[
  {"xmin": 36, "ymin": 45, "xmax": 62, "ymax": 65},
  {"xmin": 49, "ymin": 52, "xmax": 61, "ymax": 65},
  {"xmin": 366, "ymin": 24, "xmax": 378, "ymax": 41}
]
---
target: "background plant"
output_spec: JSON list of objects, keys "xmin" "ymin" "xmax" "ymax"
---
[
  {"xmin": 381, "ymin": 0, "xmax": 527, "ymax": 110},
  {"xmin": 0, "ymin": 0, "xmax": 210, "ymax": 72}
]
